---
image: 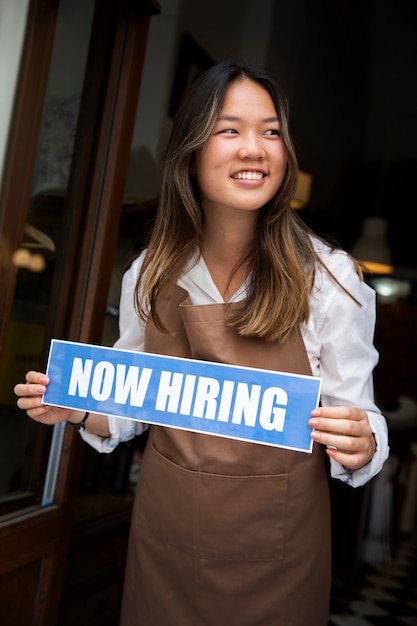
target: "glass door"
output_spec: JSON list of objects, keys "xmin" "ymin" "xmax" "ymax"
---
[
  {"xmin": 0, "ymin": 0, "xmax": 96, "ymax": 518},
  {"xmin": 0, "ymin": 0, "xmax": 160, "ymax": 622}
]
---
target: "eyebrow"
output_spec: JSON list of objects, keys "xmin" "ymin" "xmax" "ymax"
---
[{"xmin": 218, "ymin": 115, "xmax": 279, "ymax": 124}]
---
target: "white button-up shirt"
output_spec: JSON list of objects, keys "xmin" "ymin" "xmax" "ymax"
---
[{"xmin": 82, "ymin": 238, "xmax": 389, "ymax": 487}]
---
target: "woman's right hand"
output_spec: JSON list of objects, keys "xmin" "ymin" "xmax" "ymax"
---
[{"xmin": 14, "ymin": 370, "xmax": 82, "ymax": 426}]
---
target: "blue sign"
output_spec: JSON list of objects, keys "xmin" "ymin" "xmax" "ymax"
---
[{"xmin": 43, "ymin": 339, "xmax": 321, "ymax": 453}]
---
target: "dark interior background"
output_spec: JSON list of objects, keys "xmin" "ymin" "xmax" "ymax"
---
[{"xmin": 160, "ymin": 0, "xmax": 416, "ymax": 270}]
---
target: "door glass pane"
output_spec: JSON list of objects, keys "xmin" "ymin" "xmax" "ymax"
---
[{"xmin": 0, "ymin": 0, "xmax": 96, "ymax": 517}]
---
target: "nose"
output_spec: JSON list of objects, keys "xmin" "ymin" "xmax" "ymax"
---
[{"xmin": 238, "ymin": 133, "xmax": 265, "ymax": 160}]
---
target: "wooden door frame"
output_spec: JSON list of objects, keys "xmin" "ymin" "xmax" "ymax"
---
[
  {"xmin": 0, "ymin": 0, "xmax": 160, "ymax": 624},
  {"xmin": 0, "ymin": 0, "xmax": 59, "ymax": 363}
]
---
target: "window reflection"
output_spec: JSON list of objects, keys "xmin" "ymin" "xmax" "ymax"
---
[{"xmin": 0, "ymin": 0, "xmax": 95, "ymax": 517}]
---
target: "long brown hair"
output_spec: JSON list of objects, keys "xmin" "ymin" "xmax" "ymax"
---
[{"xmin": 135, "ymin": 62, "xmax": 361, "ymax": 342}]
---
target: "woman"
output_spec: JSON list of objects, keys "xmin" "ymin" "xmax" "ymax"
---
[{"xmin": 15, "ymin": 62, "xmax": 389, "ymax": 625}]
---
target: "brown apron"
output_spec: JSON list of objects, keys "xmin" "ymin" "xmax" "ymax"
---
[{"xmin": 120, "ymin": 285, "xmax": 331, "ymax": 626}]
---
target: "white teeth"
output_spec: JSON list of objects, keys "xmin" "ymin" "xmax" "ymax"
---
[{"xmin": 233, "ymin": 171, "xmax": 264, "ymax": 180}]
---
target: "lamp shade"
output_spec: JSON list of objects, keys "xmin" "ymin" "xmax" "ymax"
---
[
  {"xmin": 291, "ymin": 171, "xmax": 313, "ymax": 209},
  {"xmin": 350, "ymin": 217, "xmax": 394, "ymax": 274}
]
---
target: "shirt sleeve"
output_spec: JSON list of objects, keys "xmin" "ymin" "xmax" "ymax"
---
[
  {"xmin": 80, "ymin": 255, "xmax": 149, "ymax": 453},
  {"xmin": 312, "ymin": 248, "xmax": 389, "ymax": 487}
]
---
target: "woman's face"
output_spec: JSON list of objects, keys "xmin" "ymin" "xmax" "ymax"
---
[{"xmin": 195, "ymin": 78, "xmax": 287, "ymax": 217}]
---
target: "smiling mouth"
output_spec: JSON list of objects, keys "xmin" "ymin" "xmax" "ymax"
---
[{"xmin": 232, "ymin": 171, "xmax": 265, "ymax": 180}]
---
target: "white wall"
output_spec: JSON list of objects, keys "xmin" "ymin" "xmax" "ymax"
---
[{"xmin": 0, "ymin": 0, "xmax": 30, "ymax": 194}]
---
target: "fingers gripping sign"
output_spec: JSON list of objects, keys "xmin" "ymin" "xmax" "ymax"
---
[{"xmin": 309, "ymin": 405, "xmax": 376, "ymax": 470}]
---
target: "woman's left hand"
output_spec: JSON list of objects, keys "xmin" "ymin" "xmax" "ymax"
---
[{"xmin": 308, "ymin": 406, "xmax": 376, "ymax": 471}]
